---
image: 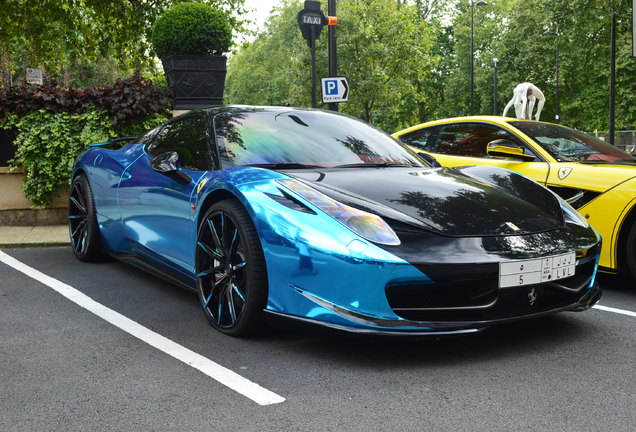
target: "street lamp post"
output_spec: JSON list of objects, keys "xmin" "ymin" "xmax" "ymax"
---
[
  {"xmin": 609, "ymin": 10, "xmax": 617, "ymax": 145},
  {"xmin": 543, "ymin": 26, "xmax": 560, "ymax": 122},
  {"xmin": 470, "ymin": 0, "xmax": 488, "ymax": 115},
  {"xmin": 492, "ymin": 57, "xmax": 498, "ymax": 115}
]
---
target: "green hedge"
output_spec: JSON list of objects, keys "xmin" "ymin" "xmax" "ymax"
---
[{"xmin": 2, "ymin": 109, "xmax": 168, "ymax": 208}]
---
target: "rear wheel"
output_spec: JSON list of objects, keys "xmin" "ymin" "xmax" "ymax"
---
[
  {"xmin": 195, "ymin": 199, "xmax": 268, "ymax": 337},
  {"xmin": 68, "ymin": 174, "xmax": 103, "ymax": 262}
]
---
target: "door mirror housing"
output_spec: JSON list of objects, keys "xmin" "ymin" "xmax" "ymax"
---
[
  {"xmin": 487, "ymin": 139, "xmax": 536, "ymax": 161},
  {"xmin": 414, "ymin": 151, "xmax": 441, "ymax": 168},
  {"xmin": 150, "ymin": 151, "xmax": 192, "ymax": 185}
]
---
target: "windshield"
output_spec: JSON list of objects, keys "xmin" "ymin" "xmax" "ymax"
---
[
  {"xmin": 213, "ymin": 109, "xmax": 424, "ymax": 168},
  {"xmin": 510, "ymin": 121, "xmax": 636, "ymax": 164}
]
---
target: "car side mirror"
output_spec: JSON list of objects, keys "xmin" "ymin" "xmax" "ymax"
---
[
  {"xmin": 416, "ymin": 151, "xmax": 441, "ymax": 168},
  {"xmin": 486, "ymin": 139, "xmax": 536, "ymax": 161},
  {"xmin": 150, "ymin": 151, "xmax": 192, "ymax": 185}
]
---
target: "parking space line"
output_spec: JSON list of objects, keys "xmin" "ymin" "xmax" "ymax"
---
[
  {"xmin": 0, "ymin": 251, "xmax": 285, "ymax": 406},
  {"xmin": 593, "ymin": 304, "xmax": 636, "ymax": 318}
]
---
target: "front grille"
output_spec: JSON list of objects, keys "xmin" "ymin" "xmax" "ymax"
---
[
  {"xmin": 386, "ymin": 259, "xmax": 596, "ymax": 322},
  {"xmin": 386, "ymin": 281, "xmax": 498, "ymax": 310}
]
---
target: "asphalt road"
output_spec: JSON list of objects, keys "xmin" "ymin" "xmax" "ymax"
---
[{"xmin": 1, "ymin": 247, "xmax": 634, "ymax": 432}]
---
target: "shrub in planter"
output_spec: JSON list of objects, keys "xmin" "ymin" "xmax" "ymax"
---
[
  {"xmin": 152, "ymin": 2, "xmax": 233, "ymax": 109},
  {"xmin": 151, "ymin": 2, "xmax": 232, "ymax": 58}
]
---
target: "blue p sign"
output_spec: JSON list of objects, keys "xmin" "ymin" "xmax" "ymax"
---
[
  {"xmin": 321, "ymin": 77, "xmax": 349, "ymax": 103},
  {"xmin": 325, "ymin": 80, "xmax": 338, "ymax": 95}
]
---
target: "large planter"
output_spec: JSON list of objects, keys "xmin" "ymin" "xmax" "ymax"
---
[{"xmin": 161, "ymin": 54, "xmax": 227, "ymax": 110}]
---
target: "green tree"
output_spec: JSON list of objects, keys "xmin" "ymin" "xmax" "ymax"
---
[
  {"xmin": 227, "ymin": 0, "xmax": 437, "ymax": 132},
  {"xmin": 226, "ymin": 0, "xmax": 308, "ymax": 107},
  {"xmin": 439, "ymin": 0, "xmax": 635, "ymax": 131}
]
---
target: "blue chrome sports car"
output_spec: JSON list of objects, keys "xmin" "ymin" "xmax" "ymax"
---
[{"xmin": 69, "ymin": 106, "xmax": 601, "ymax": 337}]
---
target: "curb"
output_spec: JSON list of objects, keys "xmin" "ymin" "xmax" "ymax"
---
[{"xmin": 0, "ymin": 225, "xmax": 70, "ymax": 249}]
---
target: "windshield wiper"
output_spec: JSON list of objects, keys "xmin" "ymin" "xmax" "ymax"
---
[
  {"xmin": 333, "ymin": 162, "xmax": 415, "ymax": 168},
  {"xmin": 247, "ymin": 162, "xmax": 322, "ymax": 169}
]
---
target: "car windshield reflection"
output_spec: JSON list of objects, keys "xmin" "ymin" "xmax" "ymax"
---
[
  {"xmin": 214, "ymin": 110, "xmax": 424, "ymax": 168},
  {"xmin": 510, "ymin": 121, "xmax": 636, "ymax": 164}
]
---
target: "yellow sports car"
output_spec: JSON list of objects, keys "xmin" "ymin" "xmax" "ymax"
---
[{"xmin": 393, "ymin": 116, "xmax": 636, "ymax": 280}]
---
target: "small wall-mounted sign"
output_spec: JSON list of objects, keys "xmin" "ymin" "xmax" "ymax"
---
[{"xmin": 25, "ymin": 68, "xmax": 43, "ymax": 85}]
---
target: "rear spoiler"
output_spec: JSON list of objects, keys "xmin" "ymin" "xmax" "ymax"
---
[{"xmin": 89, "ymin": 137, "xmax": 138, "ymax": 148}]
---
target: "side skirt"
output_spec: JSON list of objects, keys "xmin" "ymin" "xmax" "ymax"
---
[{"xmin": 106, "ymin": 249, "xmax": 197, "ymax": 293}]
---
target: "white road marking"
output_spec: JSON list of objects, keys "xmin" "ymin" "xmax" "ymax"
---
[
  {"xmin": 0, "ymin": 251, "xmax": 285, "ymax": 406},
  {"xmin": 593, "ymin": 304, "xmax": 636, "ymax": 317}
]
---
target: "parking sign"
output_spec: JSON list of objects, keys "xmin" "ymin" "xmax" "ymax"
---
[{"xmin": 321, "ymin": 77, "xmax": 349, "ymax": 103}]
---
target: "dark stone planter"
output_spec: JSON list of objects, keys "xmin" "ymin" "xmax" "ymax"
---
[{"xmin": 161, "ymin": 54, "xmax": 227, "ymax": 110}]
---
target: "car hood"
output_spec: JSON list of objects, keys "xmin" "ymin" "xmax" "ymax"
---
[{"xmin": 282, "ymin": 166, "xmax": 564, "ymax": 237}]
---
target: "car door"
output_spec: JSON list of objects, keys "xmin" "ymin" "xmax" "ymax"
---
[
  {"xmin": 400, "ymin": 122, "xmax": 551, "ymax": 185},
  {"xmin": 117, "ymin": 114, "xmax": 212, "ymax": 275}
]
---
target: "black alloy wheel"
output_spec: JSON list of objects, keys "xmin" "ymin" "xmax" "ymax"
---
[
  {"xmin": 68, "ymin": 174, "xmax": 103, "ymax": 261},
  {"xmin": 196, "ymin": 199, "xmax": 268, "ymax": 336}
]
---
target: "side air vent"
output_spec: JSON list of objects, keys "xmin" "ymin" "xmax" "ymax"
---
[
  {"xmin": 549, "ymin": 187, "xmax": 600, "ymax": 209},
  {"xmin": 266, "ymin": 190, "xmax": 316, "ymax": 214},
  {"xmin": 566, "ymin": 191, "xmax": 601, "ymax": 209}
]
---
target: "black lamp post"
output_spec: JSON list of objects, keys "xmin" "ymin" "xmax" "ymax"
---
[
  {"xmin": 470, "ymin": 0, "xmax": 488, "ymax": 115},
  {"xmin": 609, "ymin": 11, "xmax": 617, "ymax": 145},
  {"xmin": 492, "ymin": 57, "xmax": 498, "ymax": 115},
  {"xmin": 327, "ymin": 0, "xmax": 338, "ymax": 112},
  {"xmin": 543, "ymin": 26, "xmax": 560, "ymax": 122}
]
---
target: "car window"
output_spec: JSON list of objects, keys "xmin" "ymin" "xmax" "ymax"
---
[
  {"xmin": 433, "ymin": 123, "xmax": 533, "ymax": 158},
  {"xmin": 146, "ymin": 116, "xmax": 211, "ymax": 171},
  {"xmin": 398, "ymin": 127, "xmax": 439, "ymax": 151}
]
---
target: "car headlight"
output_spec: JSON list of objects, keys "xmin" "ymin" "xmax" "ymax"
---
[
  {"xmin": 554, "ymin": 193, "xmax": 590, "ymax": 228},
  {"xmin": 277, "ymin": 179, "xmax": 401, "ymax": 246}
]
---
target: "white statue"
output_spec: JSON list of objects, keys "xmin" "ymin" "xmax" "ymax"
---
[{"xmin": 502, "ymin": 82, "xmax": 545, "ymax": 121}]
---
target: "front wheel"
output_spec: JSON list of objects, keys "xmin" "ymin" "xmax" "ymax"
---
[{"xmin": 195, "ymin": 199, "xmax": 268, "ymax": 337}]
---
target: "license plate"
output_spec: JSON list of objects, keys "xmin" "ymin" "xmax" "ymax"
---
[{"xmin": 499, "ymin": 252, "xmax": 576, "ymax": 288}]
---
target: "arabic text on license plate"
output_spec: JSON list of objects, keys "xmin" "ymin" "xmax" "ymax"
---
[{"xmin": 499, "ymin": 252, "xmax": 576, "ymax": 288}]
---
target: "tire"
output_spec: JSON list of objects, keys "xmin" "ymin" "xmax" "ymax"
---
[
  {"xmin": 626, "ymin": 221, "xmax": 636, "ymax": 281},
  {"xmin": 68, "ymin": 174, "xmax": 104, "ymax": 262},
  {"xmin": 195, "ymin": 199, "xmax": 268, "ymax": 337}
]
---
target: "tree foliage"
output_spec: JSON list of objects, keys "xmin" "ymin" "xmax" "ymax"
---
[
  {"xmin": 1, "ymin": 0, "xmax": 634, "ymax": 134},
  {"xmin": 0, "ymin": 0, "xmax": 247, "ymax": 82},
  {"xmin": 228, "ymin": 0, "xmax": 635, "ymax": 133},
  {"xmin": 227, "ymin": 0, "xmax": 436, "ymax": 132},
  {"xmin": 440, "ymin": 0, "xmax": 635, "ymax": 131}
]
